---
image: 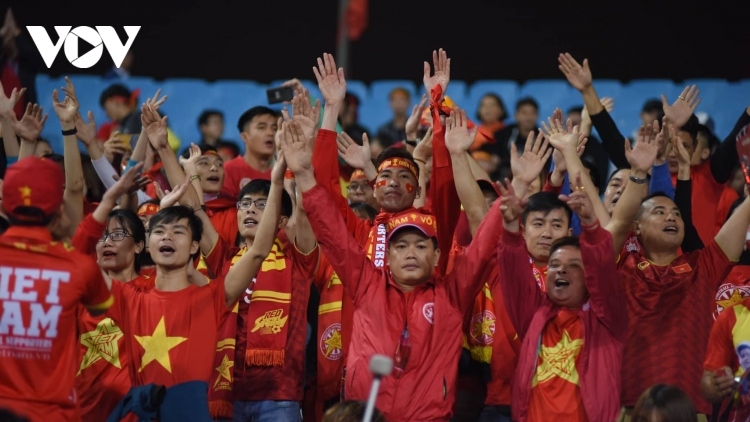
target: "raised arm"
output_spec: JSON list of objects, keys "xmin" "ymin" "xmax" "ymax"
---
[
  {"xmin": 9, "ymin": 103, "xmax": 47, "ymax": 160},
  {"xmin": 668, "ymin": 123, "xmax": 704, "ymax": 252},
  {"xmin": 715, "ymin": 187, "xmax": 750, "ymax": 262},
  {"xmin": 445, "ymin": 109, "xmax": 486, "ymax": 237},
  {"xmin": 710, "ymin": 107, "xmax": 750, "ymax": 184},
  {"xmin": 284, "ymin": 120, "xmax": 378, "ymax": 304},
  {"xmin": 224, "ymin": 151, "xmax": 287, "ymax": 307},
  {"xmin": 0, "ymin": 83, "xmax": 24, "ymax": 160},
  {"xmin": 605, "ymin": 122, "xmax": 659, "ymax": 252},
  {"xmin": 54, "ymin": 78, "xmax": 84, "ymax": 233}
]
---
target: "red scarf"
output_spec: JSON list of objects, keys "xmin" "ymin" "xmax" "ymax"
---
[
  {"xmin": 465, "ymin": 283, "xmax": 497, "ymax": 363},
  {"xmin": 316, "ymin": 263, "xmax": 352, "ymax": 401},
  {"xmin": 245, "ymin": 239, "xmax": 292, "ymax": 366},
  {"xmin": 208, "ymin": 303, "xmax": 239, "ymax": 419}
]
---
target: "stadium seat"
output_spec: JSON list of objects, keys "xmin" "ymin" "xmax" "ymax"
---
[
  {"xmin": 710, "ymin": 80, "xmax": 750, "ymax": 138},
  {"xmin": 681, "ymin": 79, "xmax": 730, "ymax": 115},
  {"xmin": 370, "ymin": 80, "xmax": 418, "ymax": 104},
  {"xmin": 520, "ymin": 80, "xmax": 579, "ymax": 123},
  {"xmin": 346, "ymin": 80, "xmax": 369, "ymax": 103},
  {"xmin": 158, "ymin": 79, "xmax": 212, "ymax": 142},
  {"xmin": 591, "ymin": 79, "xmax": 623, "ymax": 100},
  {"xmin": 358, "ymin": 100, "xmax": 392, "ymax": 135},
  {"xmin": 467, "ymin": 80, "xmax": 520, "ymax": 123}
]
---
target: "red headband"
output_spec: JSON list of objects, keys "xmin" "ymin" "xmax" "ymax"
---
[{"xmin": 377, "ymin": 158, "xmax": 418, "ymax": 179}]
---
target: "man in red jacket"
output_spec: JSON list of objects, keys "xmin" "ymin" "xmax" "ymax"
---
[
  {"xmin": 497, "ymin": 186, "xmax": 626, "ymax": 422},
  {"xmin": 282, "ymin": 120, "xmax": 504, "ymax": 421}
]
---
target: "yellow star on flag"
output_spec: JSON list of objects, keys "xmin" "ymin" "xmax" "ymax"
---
[
  {"xmin": 78, "ymin": 318, "xmax": 123, "ymax": 374},
  {"xmin": 213, "ymin": 355, "xmax": 234, "ymax": 388},
  {"xmin": 324, "ymin": 329, "xmax": 343, "ymax": 358},
  {"xmin": 474, "ymin": 317, "xmax": 496, "ymax": 337},
  {"xmin": 717, "ymin": 289, "xmax": 745, "ymax": 310},
  {"xmin": 532, "ymin": 330, "xmax": 584, "ymax": 386},
  {"xmin": 134, "ymin": 316, "xmax": 187, "ymax": 373}
]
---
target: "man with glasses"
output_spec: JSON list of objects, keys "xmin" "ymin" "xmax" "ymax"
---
[{"xmin": 345, "ymin": 169, "xmax": 378, "ymax": 210}]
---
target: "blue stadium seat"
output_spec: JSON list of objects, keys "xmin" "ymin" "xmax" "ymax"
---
[
  {"xmin": 370, "ymin": 80, "xmax": 417, "ymax": 104},
  {"xmin": 591, "ymin": 79, "xmax": 623, "ymax": 100},
  {"xmin": 611, "ymin": 80, "xmax": 678, "ymax": 137},
  {"xmin": 466, "ymin": 80, "xmax": 519, "ymax": 124},
  {"xmin": 710, "ymin": 80, "xmax": 750, "ymax": 138},
  {"xmin": 346, "ymin": 80, "xmax": 369, "ymax": 103},
  {"xmin": 520, "ymin": 80, "xmax": 580, "ymax": 122},
  {"xmin": 680, "ymin": 79, "xmax": 730, "ymax": 115},
  {"xmin": 358, "ymin": 101, "xmax": 392, "ymax": 135},
  {"xmin": 203, "ymin": 80, "xmax": 267, "ymax": 143},
  {"xmin": 158, "ymin": 79, "xmax": 211, "ymax": 142}
]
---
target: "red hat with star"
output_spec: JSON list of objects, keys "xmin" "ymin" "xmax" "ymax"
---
[{"xmin": 2, "ymin": 157, "xmax": 64, "ymax": 224}]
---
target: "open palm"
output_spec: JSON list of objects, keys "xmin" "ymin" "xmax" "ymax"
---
[
  {"xmin": 313, "ymin": 53, "xmax": 346, "ymax": 104},
  {"xmin": 337, "ymin": 132, "xmax": 371, "ymax": 169},
  {"xmin": 423, "ymin": 49, "xmax": 450, "ymax": 95},
  {"xmin": 625, "ymin": 122, "xmax": 659, "ymax": 173}
]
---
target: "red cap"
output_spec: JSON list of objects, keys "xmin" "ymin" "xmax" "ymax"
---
[
  {"xmin": 2, "ymin": 157, "xmax": 64, "ymax": 223},
  {"xmin": 386, "ymin": 211, "xmax": 438, "ymax": 242}
]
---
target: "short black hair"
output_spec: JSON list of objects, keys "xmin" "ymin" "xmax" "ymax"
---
[
  {"xmin": 106, "ymin": 209, "xmax": 147, "ymax": 273},
  {"xmin": 582, "ymin": 159, "xmax": 601, "ymax": 192},
  {"xmin": 350, "ymin": 202, "xmax": 377, "ymax": 223},
  {"xmin": 549, "ymin": 236, "xmax": 580, "ymax": 257},
  {"xmin": 697, "ymin": 124, "xmax": 720, "ymax": 150},
  {"xmin": 198, "ymin": 109, "xmax": 224, "ymax": 127},
  {"xmin": 374, "ymin": 147, "xmax": 420, "ymax": 180},
  {"xmin": 515, "ymin": 97, "xmax": 539, "ymax": 112},
  {"xmin": 642, "ymin": 99, "xmax": 663, "ymax": 115},
  {"xmin": 238, "ymin": 179, "xmax": 293, "ymax": 218},
  {"xmin": 521, "ymin": 191, "xmax": 573, "ymax": 228},
  {"xmin": 100, "ymin": 84, "xmax": 134, "ymax": 107},
  {"xmin": 180, "ymin": 144, "xmax": 219, "ymax": 160},
  {"xmin": 635, "ymin": 191, "xmax": 674, "ymax": 220},
  {"xmin": 237, "ymin": 106, "xmax": 279, "ymax": 133},
  {"xmin": 148, "ymin": 206, "xmax": 203, "ymax": 244},
  {"xmin": 476, "ymin": 93, "xmax": 508, "ymax": 122}
]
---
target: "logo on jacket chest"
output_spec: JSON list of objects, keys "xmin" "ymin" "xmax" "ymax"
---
[
  {"xmin": 470, "ymin": 311, "xmax": 496, "ymax": 345},
  {"xmin": 320, "ymin": 323, "xmax": 343, "ymax": 360},
  {"xmin": 715, "ymin": 283, "xmax": 750, "ymax": 319},
  {"xmin": 422, "ymin": 302, "xmax": 434, "ymax": 324}
]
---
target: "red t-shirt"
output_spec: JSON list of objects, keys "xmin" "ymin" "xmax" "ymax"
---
[
  {"xmin": 205, "ymin": 237, "xmax": 319, "ymax": 401},
  {"xmin": 704, "ymin": 297, "xmax": 750, "ymax": 421},
  {"xmin": 672, "ymin": 161, "xmax": 725, "ymax": 245},
  {"xmin": 221, "ymin": 156, "xmax": 272, "ymax": 199},
  {"xmin": 107, "ymin": 277, "xmax": 232, "ymax": 387},
  {"xmin": 0, "ymin": 227, "xmax": 112, "ymax": 422},
  {"xmin": 528, "ymin": 310, "xmax": 588, "ymax": 422},
  {"xmin": 714, "ymin": 265, "xmax": 750, "ymax": 320},
  {"xmin": 618, "ymin": 238, "xmax": 734, "ymax": 414},
  {"xmin": 76, "ymin": 274, "xmax": 155, "ymax": 422}
]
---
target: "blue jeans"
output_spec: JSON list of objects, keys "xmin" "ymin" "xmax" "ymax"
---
[
  {"xmin": 478, "ymin": 405, "xmax": 512, "ymax": 422},
  {"xmin": 233, "ymin": 400, "xmax": 301, "ymax": 422}
]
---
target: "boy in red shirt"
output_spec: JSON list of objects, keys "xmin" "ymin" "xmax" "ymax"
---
[
  {"xmin": 497, "ymin": 186, "xmax": 626, "ymax": 422},
  {"xmin": 0, "ymin": 157, "xmax": 112, "ymax": 422}
]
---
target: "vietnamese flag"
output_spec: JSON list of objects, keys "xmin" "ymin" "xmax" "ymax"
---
[{"xmin": 346, "ymin": 0, "xmax": 368, "ymax": 40}]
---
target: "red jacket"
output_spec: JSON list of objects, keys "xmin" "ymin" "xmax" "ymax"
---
[
  {"xmin": 497, "ymin": 225, "xmax": 627, "ymax": 422},
  {"xmin": 303, "ymin": 185, "xmax": 502, "ymax": 422}
]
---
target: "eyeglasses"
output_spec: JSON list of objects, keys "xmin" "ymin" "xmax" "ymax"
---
[
  {"xmin": 236, "ymin": 199, "xmax": 267, "ymax": 210},
  {"xmin": 347, "ymin": 184, "xmax": 368, "ymax": 192},
  {"xmin": 99, "ymin": 231, "xmax": 132, "ymax": 242}
]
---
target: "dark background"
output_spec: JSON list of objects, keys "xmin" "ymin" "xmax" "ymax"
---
[{"xmin": 7, "ymin": 1, "xmax": 750, "ymax": 83}]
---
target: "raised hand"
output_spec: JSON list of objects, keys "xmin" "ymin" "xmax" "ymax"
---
[
  {"xmin": 511, "ymin": 131, "xmax": 552, "ymax": 186},
  {"xmin": 412, "ymin": 127, "xmax": 433, "ymax": 164},
  {"xmin": 74, "ymin": 110, "xmax": 97, "ymax": 146},
  {"xmin": 159, "ymin": 182, "xmax": 190, "ymax": 209},
  {"xmin": 662, "ymin": 85, "xmax": 701, "ymax": 128},
  {"xmin": 669, "ymin": 123, "xmax": 691, "ymax": 167},
  {"xmin": 179, "ymin": 143, "xmax": 202, "ymax": 175},
  {"xmin": 558, "ymin": 53, "xmax": 593, "ymax": 92},
  {"xmin": 102, "ymin": 162, "xmax": 145, "ymax": 203},
  {"xmin": 542, "ymin": 117, "xmax": 579, "ymax": 155},
  {"xmin": 337, "ymin": 131, "xmax": 372, "ymax": 170},
  {"xmin": 626, "ymin": 121, "xmax": 660, "ymax": 174},
  {"xmin": 600, "ymin": 97, "xmax": 614, "ymax": 113},
  {"xmin": 102, "ymin": 131, "xmax": 128, "ymax": 162},
  {"xmin": 445, "ymin": 109, "xmax": 478, "ymax": 154},
  {"xmin": 10, "ymin": 103, "xmax": 47, "ymax": 141},
  {"xmin": 561, "ymin": 174, "xmax": 596, "ymax": 226},
  {"xmin": 144, "ymin": 88, "xmax": 168, "ymax": 111},
  {"xmin": 0, "ymin": 80, "xmax": 24, "ymax": 116},
  {"xmin": 271, "ymin": 150, "xmax": 287, "ymax": 185},
  {"xmin": 290, "ymin": 88, "xmax": 321, "ymax": 139},
  {"xmin": 52, "ymin": 77, "xmax": 79, "ymax": 123},
  {"xmin": 498, "ymin": 178, "xmax": 528, "ymax": 224},
  {"xmin": 423, "ymin": 48, "xmax": 450, "ymax": 95},
  {"xmin": 552, "ymin": 134, "xmax": 588, "ymax": 175},
  {"xmin": 280, "ymin": 120, "xmax": 314, "ymax": 174},
  {"xmin": 405, "ymin": 94, "xmax": 428, "ymax": 140},
  {"xmin": 141, "ymin": 104, "xmax": 169, "ymax": 150},
  {"xmin": 313, "ymin": 53, "xmax": 346, "ymax": 105}
]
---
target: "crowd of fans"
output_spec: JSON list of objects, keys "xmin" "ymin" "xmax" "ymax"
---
[{"xmin": 2, "ymin": 10, "xmax": 750, "ymax": 422}]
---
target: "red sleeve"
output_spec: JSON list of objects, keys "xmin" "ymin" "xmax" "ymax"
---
[
  {"xmin": 221, "ymin": 160, "xmax": 240, "ymax": 199},
  {"xmin": 290, "ymin": 242, "xmax": 320, "ymax": 281},
  {"xmin": 496, "ymin": 227, "xmax": 545, "ymax": 338},
  {"xmin": 428, "ymin": 85, "xmax": 461, "ymax": 274},
  {"xmin": 209, "ymin": 276, "xmax": 233, "ymax": 324},
  {"xmin": 579, "ymin": 225, "xmax": 628, "ymax": 338},
  {"xmin": 704, "ymin": 308, "xmax": 738, "ymax": 371},
  {"xmin": 302, "ymin": 185, "xmax": 381, "ymax": 306},
  {"xmin": 699, "ymin": 240, "xmax": 736, "ymax": 290},
  {"xmin": 447, "ymin": 199, "xmax": 503, "ymax": 313},
  {"xmin": 312, "ymin": 128, "xmax": 371, "ymax": 244},
  {"xmin": 204, "ymin": 238, "xmax": 238, "ymax": 278},
  {"xmin": 72, "ymin": 213, "xmax": 106, "ymax": 257},
  {"xmin": 313, "ymin": 255, "xmax": 334, "ymax": 292},
  {"xmin": 542, "ymin": 173, "xmax": 563, "ymax": 195},
  {"xmin": 79, "ymin": 255, "xmax": 113, "ymax": 311}
]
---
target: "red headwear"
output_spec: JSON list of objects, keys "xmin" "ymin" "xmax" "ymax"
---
[
  {"xmin": 386, "ymin": 211, "xmax": 439, "ymax": 242},
  {"xmin": 2, "ymin": 157, "xmax": 64, "ymax": 223}
]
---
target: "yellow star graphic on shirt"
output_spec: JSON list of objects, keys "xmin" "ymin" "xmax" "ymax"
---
[
  {"xmin": 134, "ymin": 316, "xmax": 187, "ymax": 373},
  {"xmin": 78, "ymin": 318, "xmax": 123, "ymax": 374},
  {"xmin": 532, "ymin": 330, "xmax": 584, "ymax": 387},
  {"xmin": 474, "ymin": 317, "xmax": 496, "ymax": 337},
  {"xmin": 213, "ymin": 355, "xmax": 234, "ymax": 388},
  {"xmin": 717, "ymin": 289, "xmax": 745, "ymax": 310},
  {"xmin": 324, "ymin": 329, "xmax": 343, "ymax": 358}
]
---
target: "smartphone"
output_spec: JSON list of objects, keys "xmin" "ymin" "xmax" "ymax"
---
[
  {"xmin": 266, "ymin": 86, "xmax": 294, "ymax": 104},
  {"xmin": 115, "ymin": 133, "xmax": 133, "ymax": 151},
  {"xmin": 736, "ymin": 123, "xmax": 750, "ymax": 184}
]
